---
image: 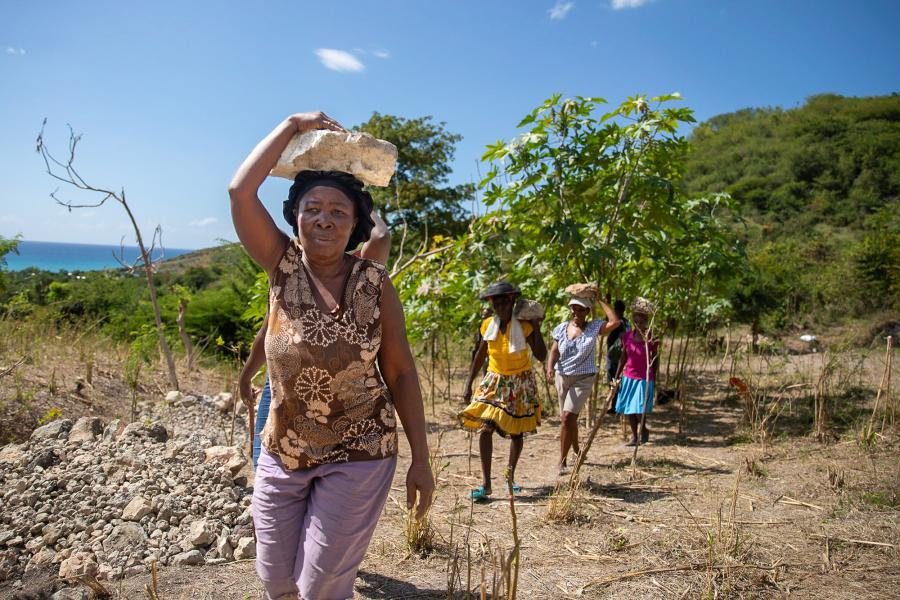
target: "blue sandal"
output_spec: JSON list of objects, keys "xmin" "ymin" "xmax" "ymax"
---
[
  {"xmin": 510, "ymin": 483, "xmax": 522, "ymax": 493},
  {"xmin": 469, "ymin": 486, "xmax": 492, "ymax": 501}
]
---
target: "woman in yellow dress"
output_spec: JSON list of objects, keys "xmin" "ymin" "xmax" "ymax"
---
[{"xmin": 459, "ymin": 281, "xmax": 546, "ymax": 500}]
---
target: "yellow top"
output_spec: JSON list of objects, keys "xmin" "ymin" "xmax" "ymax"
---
[{"xmin": 480, "ymin": 318, "xmax": 534, "ymax": 376}]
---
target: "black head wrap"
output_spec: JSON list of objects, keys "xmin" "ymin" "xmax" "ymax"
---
[
  {"xmin": 282, "ymin": 170, "xmax": 376, "ymax": 252},
  {"xmin": 479, "ymin": 281, "xmax": 520, "ymax": 299}
]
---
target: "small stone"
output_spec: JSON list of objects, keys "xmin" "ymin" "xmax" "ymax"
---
[
  {"xmin": 164, "ymin": 390, "xmax": 183, "ymax": 404},
  {"xmin": 216, "ymin": 535, "xmax": 234, "ymax": 561},
  {"xmin": 187, "ymin": 519, "xmax": 214, "ymax": 547},
  {"xmin": 171, "ymin": 549, "xmax": 204, "ymax": 566},
  {"xmin": 24, "ymin": 547, "xmax": 56, "ymax": 574},
  {"xmin": 102, "ymin": 419, "xmax": 123, "ymax": 441},
  {"xmin": 271, "ymin": 129, "xmax": 397, "ymax": 187},
  {"xmin": 0, "ymin": 443, "xmax": 26, "ymax": 465},
  {"xmin": 104, "ymin": 522, "xmax": 147, "ymax": 552},
  {"xmin": 118, "ymin": 421, "xmax": 168, "ymax": 442},
  {"xmin": 28, "ymin": 448, "xmax": 60, "ymax": 469},
  {"xmin": 211, "ymin": 392, "xmax": 234, "ymax": 413},
  {"xmin": 234, "ymin": 537, "xmax": 255, "ymax": 560},
  {"xmin": 51, "ymin": 588, "xmax": 89, "ymax": 600},
  {"xmin": 97, "ymin": 562, "xmax": 114, "ymax": 580},
  {"xmin": 122, "ymin": 496, "xmax": 153, "ymax": 521},
  {"xmin": 58, "ymin": 551, "xmax": 98, "ymax": 579},
  {"xmin": 68, "ymin": 417, "xmax": 104, "ymax": 443},
  {"xmin": 42, "ymin": 524, "xmax": 63, "ymax": 545},
  {"xmin": 204, "ymin": 446, "xmax": 247, "ymax": 476},
  {"xmin": 31, "ymin": 419, "xmax": 73, "ymax": 442}
]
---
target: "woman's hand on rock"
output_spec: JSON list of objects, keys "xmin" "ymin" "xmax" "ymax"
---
[
  {"xmin": 288, "ymin": 111, "xmax": 345, "ymax": 134},
  {"xmin": 406, "ymin": 459, "xmax": 435, "ymax": 521}
]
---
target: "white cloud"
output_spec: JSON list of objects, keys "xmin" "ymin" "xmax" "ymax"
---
[
  {"xmin": 611, "ymin": 0, "xmax": 653, "ymax": 9},
  {"xmin": 5, "ymin": 47, "xmax": 25, "ymax": 56},
  {"xmin": 314, "ymin": 48, "xmax": 365, "ymax": 73},
  {"xmin": 549, "ymin": 1, "xmax": 575, "ymax": 19},
  {"xmin": 189, "ymin": 217, "xmax": 217, "ymax": 227},
  {"xmin": 373, "ymin": 49, "xmax": 391, "ymax": 59},
  {"xmin": 0, "ymin": 215, "xmax": 23, "ymax": 224}
]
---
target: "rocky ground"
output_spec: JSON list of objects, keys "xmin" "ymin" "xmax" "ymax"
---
[
  {"xmin": 0, "ymin": 392, "xmax": 256, "ymax": 599},
  {"xmin": 1, "ymin": 348, "xmax": 897, "ymax": 599}
]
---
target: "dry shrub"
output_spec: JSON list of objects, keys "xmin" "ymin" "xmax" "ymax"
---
[
  {"xmin": 444, "ymin": 470, "xmax": 522, "ymax": 599},
  {"xmin": 404, "ymin": 434, "xmax": 446, "ymax": 557}
]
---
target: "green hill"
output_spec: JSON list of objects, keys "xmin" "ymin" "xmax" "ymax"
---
[
  {"xmin": 683, "ymin": 94, "xmax": 900, "ymax": 332},
  {"xmin": 685, "ymin": 93, "xmax": 900, "ymax": 231}
]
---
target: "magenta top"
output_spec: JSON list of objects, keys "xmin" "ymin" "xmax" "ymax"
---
[{"xmin": 622, "ymin": 330, "xmax": 659, "ymax": 381}]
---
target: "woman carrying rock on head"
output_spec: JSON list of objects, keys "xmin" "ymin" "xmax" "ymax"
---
[
  {"xmin": 229, "ymin": 112, "xmax": 433, "ymax": 600},
  {"xmin": 459, "ymin": 281, "xmax": 547, "ymax": 501},
  {"xmin": 546, "ymin": 293, "xmax": 620, "ymax": 475}
]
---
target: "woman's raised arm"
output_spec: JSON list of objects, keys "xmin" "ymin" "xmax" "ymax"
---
[{"xmin": 228, "ymin": 112, "xmax": 344, "ymax": 273}]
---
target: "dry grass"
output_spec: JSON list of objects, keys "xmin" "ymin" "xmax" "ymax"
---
[
  {"xmin": 0, "ymin": 313, "xmax": 232, "ymax": 445},
  {"xmin": 2, "ymin": 331, "xmax": 898, "ymax": 599}
]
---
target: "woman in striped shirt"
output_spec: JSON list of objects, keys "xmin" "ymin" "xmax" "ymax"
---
[{"xmin": 546, "ymin": 295, "xmax": 620, "ymax": 475}]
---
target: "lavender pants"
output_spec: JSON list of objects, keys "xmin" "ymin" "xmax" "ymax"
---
[{"xmin": 252, "ymin": 447, "xmax": 397, "ymax": 600}]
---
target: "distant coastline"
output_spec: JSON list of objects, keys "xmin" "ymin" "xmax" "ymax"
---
[{"xmin": 4, "ymin": 240, "xmax": 196, "ymax": 272}]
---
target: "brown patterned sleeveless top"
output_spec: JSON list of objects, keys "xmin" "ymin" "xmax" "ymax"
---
[{"xmin": 261, "ymin": 239, "xmax": 397, "ymax": 471}]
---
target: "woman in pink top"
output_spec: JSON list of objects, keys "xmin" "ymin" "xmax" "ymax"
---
[{"xmin": 613, "ymin": 298, "xmax": 659, "ymax": 446}]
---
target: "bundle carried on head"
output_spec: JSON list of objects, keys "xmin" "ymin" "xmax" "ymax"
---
[
  {"xmin": 514, "ymin": 298, "xmax": 545, "ymax": 321},
  {"xmin": 564, "ymin": 283, "xmax": 599, "ymax": 300},
  {"xmin": 271, "ymin": 130, "xmax": 398, "ymax": 187},
  {"xmin": 631, "ymin": 297, "xmax": 657, "ymax": 315},
  {"xmin": 479, "ymin": 280, "xmax": 544, "ymax": 321}
]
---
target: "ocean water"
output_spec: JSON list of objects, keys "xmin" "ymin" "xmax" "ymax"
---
[{"xmin": 3, "ymin": 240, "xmax": 195, "ymax": 272}]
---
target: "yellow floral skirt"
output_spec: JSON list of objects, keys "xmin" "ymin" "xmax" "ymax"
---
[{"xmin": 458, "ymin": 370, "xmax": 540, "ymax": 437}]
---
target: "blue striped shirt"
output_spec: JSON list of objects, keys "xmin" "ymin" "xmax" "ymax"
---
[{"xmin": 552, "ymin": 319, "xmax": 606, "ymax": 376}]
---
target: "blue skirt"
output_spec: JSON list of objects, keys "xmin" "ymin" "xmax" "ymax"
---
[{"xmin": 615, "ymin": 375, "xmax": 655, "ymax": 415}]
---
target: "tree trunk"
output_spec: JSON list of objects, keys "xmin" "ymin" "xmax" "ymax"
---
[{"xmin": 123, "ymin": 196, "xmax": 179, "ymax": 391}]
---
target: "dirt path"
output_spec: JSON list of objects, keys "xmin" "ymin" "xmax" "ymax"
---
[{"xmin": 89, "ymin": 394, "xmax": 899, "ymax": 600}]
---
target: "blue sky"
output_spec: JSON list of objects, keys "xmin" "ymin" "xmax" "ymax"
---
[{"xmin": 2, "ymin": 0, "xmax": 898, "ymax": 249}]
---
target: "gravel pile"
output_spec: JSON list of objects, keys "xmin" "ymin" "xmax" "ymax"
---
[{"xmin": 0, "ymin": 391, "xmax": 257, "ymax": 593}]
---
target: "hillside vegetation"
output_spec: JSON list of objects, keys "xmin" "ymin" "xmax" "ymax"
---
[{"xmin": 683, "ymin": 93, "xmax": 900, "ymax": 332}]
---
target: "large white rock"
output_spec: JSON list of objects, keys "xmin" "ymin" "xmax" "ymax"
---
[
  {"xmin": 271, "ymin": 130, "xmax": 397, "ymax": 187},
  {"xmin": 187, "ymin": 519, "xmax": 214, "ymax": 547},
  {"xmin": 234, "ymin": 537, "xmax": 256, "ymax": 560},
  {"xmin": 68, "ymin": 417, "xmax": 104, "ymax": 443},
  {"xmin": 31, "ymin": 419, "xmax": 73, "ymax": 442},
  {"xmin": 122, "ymin": 496, "xmax": 153, "ymax": 521}
]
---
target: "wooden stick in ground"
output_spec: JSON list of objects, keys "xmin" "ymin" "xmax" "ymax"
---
[
  {"xmin": 882, "ymin": 336, "xmax": 894, "ymax": 431},
  {"xmin": 506, "ymin": 468, "xmax": 521, "ymax": 600},
  {"xmin": 567, "ymin": 383, "xmax": 618, "ymax": 487},
  {"xmin": 868, "ymin": 336, "xmax": 892, "ymax": 435}
]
